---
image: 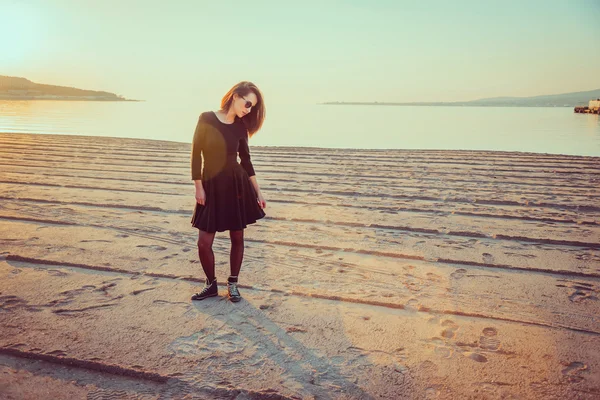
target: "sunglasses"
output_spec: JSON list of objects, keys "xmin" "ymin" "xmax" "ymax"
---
[{"xmin": 241, "ymin": 96, "xmax": 255, "ymax": 109}]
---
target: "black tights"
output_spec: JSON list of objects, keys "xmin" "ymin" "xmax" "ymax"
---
[{"xmin": 197, "ymin": 230, "xmax": 244, "ymax": 282}]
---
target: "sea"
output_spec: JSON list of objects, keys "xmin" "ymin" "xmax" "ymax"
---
[{"xmin": 1, "ymin": 100, "xmax": 599, "ymax": 157}]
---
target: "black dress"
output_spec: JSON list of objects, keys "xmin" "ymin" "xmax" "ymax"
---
[{"xmin": 190, "ymin": 111, "xmax": 265, "ymax": 233}]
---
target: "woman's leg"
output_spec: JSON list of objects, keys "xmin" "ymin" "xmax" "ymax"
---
[
  {"xmin": 229, "ymin": 229, "xmax": 244, "ymax": 279},
  {"xmin": 197, "ymin": 230, "xmax": 216, "ymax": 282},
  {"xmin": 227, "ymin": 229, "xmax": 244, "ymax": 302}
]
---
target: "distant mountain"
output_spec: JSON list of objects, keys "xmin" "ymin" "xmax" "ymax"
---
[
  {"xmin": 0, "ymin": 75, "xmax": 137, "ymax": 101},
  {"xmin": 323, "ymin": 89, "xmax": 600, "ymax": 107}
]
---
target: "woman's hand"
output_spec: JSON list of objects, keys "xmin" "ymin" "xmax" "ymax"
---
[
  {"xmin": 248, "ymin": 176, "xmax": 266, "ymax": 209},
  {"xmin": 195, "ymin": 187, "xmax": 206, "ymax": 205},
  {"xmin": 257, "ymin": 192, "xmax": 266, "ymax": 209}
]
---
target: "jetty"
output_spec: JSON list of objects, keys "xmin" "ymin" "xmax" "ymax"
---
[{"xmin": 574, "ymin": 99, "xmax": 600, "ymax": 114}]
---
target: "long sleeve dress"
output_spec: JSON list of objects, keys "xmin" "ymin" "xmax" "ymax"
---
[{"xmin": 190, "ymin": 111, "xmax": 265, "ymax": 233}]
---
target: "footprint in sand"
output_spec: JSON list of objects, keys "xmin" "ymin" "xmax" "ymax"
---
[
  {"xmin": 46, "ymin": 350, "xmax": 67, "ymax": 357},
  {"xmin": 50, "ymin": 284, "xmax": 107, "ymax": 307},
  {"xmin": 0, "ymin": 295, "xmax": 29, "ymax": 311},
  {"xmin": 405, "ymin": 298, "xmax": 419, "ymax": 311},
  {"xmin": 131, "ymin": 288, "xmax": 156, "ymax": 296},
  {"xmin": 433, "ymin": 346, "xmax": 453, "ymax": 358},
  {"xmin": 142, "ymin": 278, "xmax": 160, "ymax": 286},
  {"xmin": 450, "ymin": 269, "xmax": 467, "ymax": 279},
  {"xmin": 47, "ymin": 269, "xmax": 69, "ymax": 277},
  {"xmin": 87, "ymin": 389, "xmax": 138, "ymax": 400},
  {"xmin": 426, "ymin": 272, "xmax": 442, "ymax": 282},
  {"xmin": 154, "ymin": 299, "xmax": 188, "ymax": 306},
  {"xmin": 440, "ymin": 320, "xmax": 459, "ymax": 339},
  {"xmin": 557, "ymin": 280, "xmax": 598, "ymax": 303},
  {"xmin": 136, "ymin": 245, "xmax": 167, "ymax": 251},
  {"xmin": 425, "ymin": 387, "xmax": 440, "ymax": 399},
  {"xmin": 479, "ymin": 327, "xmax": 501, "ymax": 351},
  {"xmin": 58, "ymin": 287, "xmax": 87, "ymax": 296},
  {"xmin": 562, "ymin": 361, "xmax": 588, "ymax": 383},
  {"xmin": 170, "ymin": 329, "xmax": 244, "ymax": 357},
  {"xmin": 482, "ymin": 253, "xmax": 494, "ymax": 264},
  {"xmin": 464, "ymin": 352, "xmax": 488, "ymax": 363},
  {"xmin": 95, "ymin": 282, "xmax": 117, "ymax": 294},
  {"xmin": 426, "ymin": 321, "xmax": 459, "ymax": 358},
  {"xmin": 286, "ymin": 326, "xmax": 307, "ymax": 333},
  {"xmin": 569, "ymin": 290, "xmax": 595, "ymax": 303},
  {"xmin": 403, "ymin": 274, "xmax": 423, "ymax": 292}
]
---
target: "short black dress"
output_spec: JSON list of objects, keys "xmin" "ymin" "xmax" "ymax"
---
[{"xmin": 190, "ymin": 111, "xmax": 265, "ymax": 233}]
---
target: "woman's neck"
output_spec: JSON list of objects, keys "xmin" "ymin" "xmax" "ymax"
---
[{"xmin": 219, "ymin": 109, "xmax": 236, "ymax": 124}]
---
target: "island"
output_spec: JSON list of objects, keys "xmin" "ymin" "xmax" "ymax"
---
[
  {"xmin": 0, "ymin": 75, "xmax": 139, "ymax": 101},
  {"xmin": 322, "ymin": 88, "xmax": 600, "ymax": 108}
]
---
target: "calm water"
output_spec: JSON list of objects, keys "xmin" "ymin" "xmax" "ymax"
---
[{"xmin": 1, "ymin": 100, "xmax": 599, "ymax": 156}]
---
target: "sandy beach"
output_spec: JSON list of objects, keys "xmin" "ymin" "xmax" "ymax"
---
[{"xmin": 0, "ymin": 131, "xmax": 599, "ymax": 399}]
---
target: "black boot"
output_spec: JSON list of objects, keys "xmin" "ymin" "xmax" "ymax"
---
[
  {"xmin": 191, "ymin": 278, "xmax": 218, "ymax": 300},
  {"xmin": 227, "ymin": 276, "xmax": 241, "ymax": 303}
]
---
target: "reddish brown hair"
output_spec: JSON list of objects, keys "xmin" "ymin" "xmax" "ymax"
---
[{"xmin": 220, "ymin": 81, "xmax": 266, "ymax": 137}]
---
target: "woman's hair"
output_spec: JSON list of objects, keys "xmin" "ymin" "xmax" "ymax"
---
[{"xmin": 220, "ymin": 81, "xmax": 266, "ymax": 137}]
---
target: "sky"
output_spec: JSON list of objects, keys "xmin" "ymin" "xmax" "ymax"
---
[{"xmin": 2, "ymin": 0, "xmax": 600, "ymax": 104}]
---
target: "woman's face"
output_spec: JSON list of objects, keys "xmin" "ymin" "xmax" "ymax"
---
[{"xmin": 233, "ymin": 92, "xmax": 258, "ymax": 118}]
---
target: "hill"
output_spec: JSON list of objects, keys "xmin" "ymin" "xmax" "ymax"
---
[{"xmin": 0, "ymin": 76, "xmax": 136, "ymax": 101}]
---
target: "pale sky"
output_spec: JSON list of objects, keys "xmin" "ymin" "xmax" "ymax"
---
[{"xmin": 2, "ymin": 0, "xmax": 600, "ymax": 104}]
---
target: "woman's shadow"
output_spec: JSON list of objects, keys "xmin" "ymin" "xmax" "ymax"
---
[{"xmin": 176, "ymin": 293, "xmax": 377, "ymax": 400}]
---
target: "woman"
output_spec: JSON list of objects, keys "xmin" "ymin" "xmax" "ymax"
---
[{"xmin": 190, "ymin": 81, "xmax": 266, "ymax": 303}]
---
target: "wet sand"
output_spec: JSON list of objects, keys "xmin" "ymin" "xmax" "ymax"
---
[{"xmin": 0, "ymin": 132, "xmax": 599, "ymax": 399}]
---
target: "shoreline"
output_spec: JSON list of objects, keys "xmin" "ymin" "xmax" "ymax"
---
[{"xmin": 1, "ymin": 130, "xmax": 599, "ymax": 159}]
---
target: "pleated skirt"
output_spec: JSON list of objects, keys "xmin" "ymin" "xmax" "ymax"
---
[{"xmin": 191, "ymin": 164, "xmax": 265, "ymax": 233}]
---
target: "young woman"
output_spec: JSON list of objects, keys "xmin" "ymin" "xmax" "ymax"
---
[{"xmin": 190, "ymin": 81, "xmax": 266, "ymax": 302}]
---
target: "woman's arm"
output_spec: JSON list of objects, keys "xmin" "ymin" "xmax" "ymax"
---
[
  {"xmin": 239, "ymin": 134, "xmax": 266, "ymax": 209},
  {"xmin": 194, "ymin": 180, "xmax": 205, "ymax": 205},
  {"xmin": 249, "ymin": 175, "xmax": 266, "ymax": 209},
  {"xmin": 191, "ymin": 116, "xmax": 206, "ymax": 205}
]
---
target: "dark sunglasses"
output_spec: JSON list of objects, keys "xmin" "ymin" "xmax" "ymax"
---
[{"xmin": 241, "ymin": 97, "xmax": 255, "ymax": 109}]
